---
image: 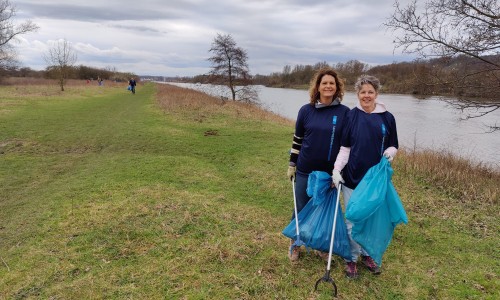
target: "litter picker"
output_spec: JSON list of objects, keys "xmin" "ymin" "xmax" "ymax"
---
[
  {"xmin": 314, "ymin": 183, "xmax": 342, "ymax": 297},
  {"xmin": 289, "ymin": 177, "xmax": 306, "ymax": 254}
]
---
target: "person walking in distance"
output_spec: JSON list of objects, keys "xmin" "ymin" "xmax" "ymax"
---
[{"xmin": 129, "ymin": 78, "xmax": 137, "ymax": 94}]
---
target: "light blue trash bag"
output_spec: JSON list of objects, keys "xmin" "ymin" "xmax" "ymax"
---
[
  {"xmin": 282, "ymin": 171, "xmax": 351, "ymax": 260},
  {"xmin": 345, "ymin": 157, "xmax": 408, "ymax": 266}
]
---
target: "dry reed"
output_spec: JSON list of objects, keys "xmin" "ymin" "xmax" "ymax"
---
[
  {"xmin": 395, "ymin": 148, "xmax": 499, "ymax": 204},
  {"xmin": 155, "ymin": 83, "xmax": 294, "ymax": 126}
]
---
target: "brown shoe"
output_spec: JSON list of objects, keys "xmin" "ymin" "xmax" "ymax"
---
[
  {"xmin": 314, "ymin": 250, "xmax": 329, "ymax": 262},
  {"xmin": 288, "ymin": 246, "xmax": 300, "ymax": 261}
]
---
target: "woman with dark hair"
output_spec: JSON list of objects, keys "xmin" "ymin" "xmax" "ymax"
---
[
  {"xmin": 331, "ymin": 74, "xmax": 399, "ymax": 278},
  {"xmin": 286, "ymin": 68, "xmax": 350, "ymax": 261}
]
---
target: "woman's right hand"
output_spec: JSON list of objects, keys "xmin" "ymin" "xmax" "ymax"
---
[{"xmin": 331, "ymin": 169, "xmax": 344, "ymax": 188}]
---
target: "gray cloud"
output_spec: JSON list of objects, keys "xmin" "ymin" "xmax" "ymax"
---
[{"xmin": 17, "ymin": 2, "xmax": 181, "ymax": 21}]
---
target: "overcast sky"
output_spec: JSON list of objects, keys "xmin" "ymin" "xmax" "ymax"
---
[{"xmin": 13, "ymin": 0, "xmax": 415, "ymax": 77}]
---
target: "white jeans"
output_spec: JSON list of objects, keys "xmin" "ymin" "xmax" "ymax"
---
[{"xmin": 343, "ymin": 185, "xmax": 369, "ymax": 262}]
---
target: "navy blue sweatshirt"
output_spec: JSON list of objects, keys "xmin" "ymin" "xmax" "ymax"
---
[
  {"xmin": 341, "ymin": 107, "xmax": 398, "ymax": 189},
  {"xmin": 290, "ymin": 102, "xmax": 350, "ymax": 176}
]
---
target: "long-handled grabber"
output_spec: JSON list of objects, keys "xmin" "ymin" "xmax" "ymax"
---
[
  {"xmin": 290, "ymin": 177, "xmax": 306, "ymax": 254},
  {"xmin": 314, "ymin": 183, "xmax": 342, "ymax": 297}
]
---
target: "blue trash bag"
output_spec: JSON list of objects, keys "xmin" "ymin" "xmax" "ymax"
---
[
  {"xmin": 345, "ymin": 157, "xmax": 408, "ymax": 266},
  {"xmin": 127, "ymin": 85, "xmax": 132, "ymax": 91},
  {"xmin": 282, "ymin": 171, "xmax": 351, "ymax": 260}
]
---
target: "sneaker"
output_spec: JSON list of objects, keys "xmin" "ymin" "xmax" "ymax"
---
[
  {"xmin": 361, "ymin": 256, "xmax": 381, "ymax": 274},
  {"xmin": 288, "ymin": 246, "xmax": 300, "ymax": 262},
  {"xmin": 314, "ymin": 250, "xmax": 329, "ymax": 262},
  {"xmin": 345, "ymin": 262, "xmax": 359, "ymax": 279}
]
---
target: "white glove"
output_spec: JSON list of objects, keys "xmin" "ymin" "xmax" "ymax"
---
[
  {"xmin": 382, "ymin": 147, "xmax": 398, "ymax": 162},
  {"xmin": 287, "ymin": 166, "xmax": 296, "ymax": 180},
  {"xmin": 331, "ymin": 169, "xmax": 344, "ymax": 188},
  {"xmin": 383, "ymin": 146, "xmax": 397, "ymax": 162},
  {"xmin": 383, "ymin": 152, "xmax": 393, "ymax": 162}
]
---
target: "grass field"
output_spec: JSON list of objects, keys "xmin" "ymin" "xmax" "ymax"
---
[{"xmin": 0, "ymin": 80, "xmax": 498, "ymax": 299}]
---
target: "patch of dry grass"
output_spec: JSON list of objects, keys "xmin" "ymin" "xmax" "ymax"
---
[
  {"xmin": 156, "ymin": 83, "xmax": 294, "ymax": 127},
  {"xmin": 0, "ymin": 77, "xmax": 129, "ymax": 99},
  {"xmin": 395, "ymin": 148, "xmax": 499, "ymax": 204},
  {"xmin": 0, "ymin": 78, "xmax": 132, "ymax": 118},
  {"xmin": 392, "ymin": 147, "xmax": 499, "ymax": 246}
]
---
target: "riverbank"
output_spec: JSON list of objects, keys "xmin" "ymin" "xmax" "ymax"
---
[
  {"xmin": 169, "ymin": 81, "xmax": 500, "ymax": 169},
  {"xmin": 0, "ymin": 81, "xmax": 498, "ymax": 299}
]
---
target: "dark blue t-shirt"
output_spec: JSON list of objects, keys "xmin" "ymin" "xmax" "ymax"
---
[
  {"xmin": 341, "ymin": 107, "xmax": 398, "ymax": 189},
  {"xmin": 295, "ymin": 103, "xmax": 350, "ymax": 175}
]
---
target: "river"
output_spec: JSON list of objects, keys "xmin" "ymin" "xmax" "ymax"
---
[{"xmin": 164, "ymin": 82, "xmax": 500, "ymax": 170}]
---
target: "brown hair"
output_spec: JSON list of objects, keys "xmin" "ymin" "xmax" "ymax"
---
[{"xmin": 308, "ymin": 67, "xmax": 344, "ymax": 105}]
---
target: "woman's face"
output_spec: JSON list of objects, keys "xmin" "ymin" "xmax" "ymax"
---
[
  {"xmin": 318, "ymin": 75, "xmax": 337, "ymax": 102},
  {"xmin": 357, "ymin": 83, "xmax": 378, "ymax": 112}
]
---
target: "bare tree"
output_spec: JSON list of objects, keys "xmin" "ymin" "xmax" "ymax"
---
[
  {"xmin": 385, "ymin": 0, "xmax": 500, "ymax": 130},
  {"xmin": 0, "ymin": 0, "xmax": 39, "ymax": 70},
  {"xmin": 43, "ymin": 39, "xmax": 78, "ymax": 91},
  {"xmin": 207, "ymin": 33, "xmax": 257, "ymax": 102}
]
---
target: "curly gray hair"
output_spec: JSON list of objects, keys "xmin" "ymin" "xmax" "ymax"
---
[{"xmin": 354, "ymin": 75, "xmax": 381, "ymax": 92}]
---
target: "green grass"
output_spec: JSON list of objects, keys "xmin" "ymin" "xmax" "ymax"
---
[{"xmin": 0, "ymin": 82, "xmax": 498, "ymax": 299}]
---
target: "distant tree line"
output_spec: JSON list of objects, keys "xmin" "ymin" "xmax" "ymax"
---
[
  {"xmin": 246, "ymin": 54, "xmax": 498, "ymax": 99},
  {"xmin": 189, "ymin": 55, "xmax": 499, "ymax": 97},
  {"xmin": 369, "ymin": 55, "xmax": 500, "ymax": 99},
  {"xmin": 1, "ymin": 64, "xmax": 138, "ymax": 83},
  {"xmin": 250, "ymin": 60, "xmax": 370, "ymax": 91}
]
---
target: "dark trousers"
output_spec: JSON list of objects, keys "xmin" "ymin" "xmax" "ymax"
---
[{"xmin": 291, "ymin": 172, "xmax": 311, "ymax": 221}]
